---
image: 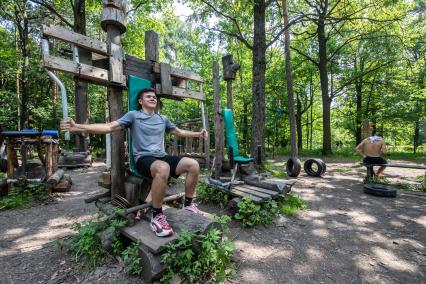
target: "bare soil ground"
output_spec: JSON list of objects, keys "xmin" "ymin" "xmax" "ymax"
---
[{"xmin": 1, "ymin": 159, "xmax": 425, "ymax": 284}]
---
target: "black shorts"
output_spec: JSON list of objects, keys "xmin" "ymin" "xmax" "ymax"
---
[
  {"xmin": 363, "ymin": 156, "xmax": 387, "ymax": 165},
  {"xmin": 136, "ymin": 155, "xmax": 183, "ymax": 179}
]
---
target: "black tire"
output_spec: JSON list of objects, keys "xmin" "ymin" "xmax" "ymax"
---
[
  {"xmin": 303, "ymin": 159, "xmax": 324, "ymax": 177},
  {"xmin": 286, "ymin": 157, "xmax": 301, "ymax": 177},
  {"xmin": 363, "ymin": 184, "xmax": 397, "ymax": 198},
  {"xmin": 316, "ymin": 158, "xmax": 326, "ymax": 175}
]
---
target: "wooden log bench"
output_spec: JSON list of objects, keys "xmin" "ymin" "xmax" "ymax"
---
[{"xmin": 362, "ymin": 163, "xmax": 426, "ymax": 179}]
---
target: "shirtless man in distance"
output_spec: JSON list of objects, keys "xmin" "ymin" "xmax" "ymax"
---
[{"xmin": 355, "ymin": 133, "xmax": 388, "ymax": 176}]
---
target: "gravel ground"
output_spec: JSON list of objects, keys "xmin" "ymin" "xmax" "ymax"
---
[{"xmin": 0, "ymin": 159, "xmax": 425, "ymax": 283}]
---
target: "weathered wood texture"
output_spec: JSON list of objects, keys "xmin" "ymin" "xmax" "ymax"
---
[
  {"xmin": 226, "ymin": 80, "xmax": 233, "ymax": 110},
  {"xmin": 42, "ymin": 25, "xmax": 108, "ymax": 55},
  {"xmin": 43, "ymin": 55, "xmax": 109, "ymax": 85},
  {"xmin": 154, "ymin": 84, "xmax": 205, "ymax": 101},
  {"xmin": 123, "ymin": 55, "xmax": 153, "ymax": 81},
  {"xmin": 47, "ymin": 169, "xmax": 65, "ymax": 186},
  {"xmin": 121, "ymin": 207, "xmax": 220, "ymax": 254},
  {"xmin": 109, "ymin": 43, "xmax": 126, "ymax": 85},
  {"xmin": 160, "ymin": 63, "xmax": 172, "ymax": 94},
  {"xmin": 243, "ymin": 177, "xmax": 295, "ymax": 194},
  {"xmin": 101, "ymin": 7, "xmax": 126, "ymax": 34},
  {"xmin": 153, "ymin": 63, "xmax": 203, "ymax": 82},
  {"xmin": 145, "ymin": 30, "xmax": 159, "ymax": 62}
]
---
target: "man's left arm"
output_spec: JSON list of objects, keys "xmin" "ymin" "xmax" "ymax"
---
[{"xmin": 171, "ymin": 127, "xmax": 208, "ymax": 138}]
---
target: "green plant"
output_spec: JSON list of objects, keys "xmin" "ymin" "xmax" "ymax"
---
[
  {"xmin": 161, "ymin": 228, "xmax": 235, "ymax": 283},
  {"xmin": 0, "ymin": 183, "xmax": 49, "ymax": 210},
  {"xmin": 278, "ymin": 194, "xmax": 308, "ymax": 216},
  {"xmin": 122, "ymin": 242, "xmax": 143, "ymax": 275},
  {"xmin": 263, "ymin": 160, "xmax": 287, "ymax": 178},
  {"xmin": 234, "ymin": 196, "xmax": 279, "ymax": 227},
  {"xmin": 64, "ymin": 208, "xmax": 128, "ymax": 268},
  {"xmin": 196, "ymin": 182, "xmax": 229, "ymax": 208}
]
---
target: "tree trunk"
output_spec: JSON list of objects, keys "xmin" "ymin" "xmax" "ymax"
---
[
  {"xmin": 14, "ymin": 26, "xmax": 21, "ymax": 131},
  {"xmin": 15, "ymin": 1, "xmax": 30, "ymax": 129},
  {"xmin": 251, "ymin": 0, "xmax": 266, "ymax": 159},
  {"xmin": 296, "ymin": 94, "xmax": 302, "ymax": 149},
  {"xmin": 282, "ymin": 0, "xmax": 298, "ymax": 157},
  {"xmin": 73, "ymin": 0, "xmax": 89, "ymax": 152},
  {"xmin": 317, "ymin": 15, "xmax": 332, "ymax": 155}
]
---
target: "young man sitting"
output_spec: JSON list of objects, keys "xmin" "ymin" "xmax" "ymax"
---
[
  {"xmin": 60, "ymin": 88, "xmax": 208, "ymax": 237},
  {"xmin": 355, "ymin": 133, "xmax": 388, "ymax": 176}
]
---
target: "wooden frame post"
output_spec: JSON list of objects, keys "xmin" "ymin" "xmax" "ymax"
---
[
  {"xmin": 222, "ymin": 55, "xmax": 240, "ymax": 110},
  {"xmin": 213, "ymin": 61, "xmax": 223, "ymax": 178},
  {"xmin": 102, "ymin": 0, "xmax": 127, "ymax": 198}
]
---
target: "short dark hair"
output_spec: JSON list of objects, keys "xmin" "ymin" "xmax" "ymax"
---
[{"xmin": 138, "ymin": 88, "xmax": 156, "ymax": 100}]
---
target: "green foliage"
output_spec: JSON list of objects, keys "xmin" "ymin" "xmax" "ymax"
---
[
  {"xmin": 0, "ymin": 183, "xmax": 49, "ymax": 211},
  {"xmin": 122, "ymin": 242, "xmax": 143, "ymax": 276},
  {"xmin": 64, "ymin": 208, "xmax": 128, "ymax": 268},
  {"xmin": 161, "ymin": 227, "xmax": 235, "ymax": 283},
  {"xmin": 263, "ymin": 160, "xmax": 287, "ymax": 178},
  {"xmin": 278, "ymin": 194, "xmax": 308, "ymax": 217},
  {"xmin": 196, "ymin": 182, "xmax": 229, "ymax": 208},
  {"xmin": 234, "ymin": 196, "xmax": 279, "ymax": 227}
]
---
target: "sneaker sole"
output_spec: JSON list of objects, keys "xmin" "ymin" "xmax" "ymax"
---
[{"xmin": 150, "ymin": 223, "xmax": 173, "ymax": 237}]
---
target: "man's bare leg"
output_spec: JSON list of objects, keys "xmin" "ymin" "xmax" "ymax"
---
[
  {"xmin": 376, "ymin": 166, "xmax": 386, "ymax": 177},
  {"xmin": 176, "ymin": 157, "xmax": 200, "ymax": 198},
  {"xmin": 150, "ymin": 160, "xmax": 170, "ymax": 208}
]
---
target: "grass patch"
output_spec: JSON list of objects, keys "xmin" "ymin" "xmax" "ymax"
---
[
  {"xmin": 0, "ymin": 172, "xmax": 6, "ymax": 179},
  {"xmin": 279, "ymin": 194, "xmax": 308, "ymax": 216},
  {"xmin": 263, "ymin": 160, "xmax": 287, "ymax": 178},
  {"xmin": 0, "ymin": 183, "xmax": 50, "ymax": 210}
]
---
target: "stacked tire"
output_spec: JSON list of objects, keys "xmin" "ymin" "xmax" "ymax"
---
[
  {"xmin": 286, "ymin": 157, "xmax": 301, "ymax": 177},
  {"xmin": 303, "ymin": 159, "xmax": 326, "ymax": 177},
  {"xmin": 363, "ymin": 184, "xmax": 397, "ymax": 197}
]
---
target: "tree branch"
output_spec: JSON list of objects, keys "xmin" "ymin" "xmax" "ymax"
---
[
  {"xmin": 30, "ymin": 0, "xmax": 73, "ymax": 28},
  {"xmin": 291, "ymin": 46, "xmax": 319, "ymax": 66}
]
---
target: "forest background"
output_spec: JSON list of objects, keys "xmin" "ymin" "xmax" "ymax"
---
[{"xmin": 0, "ymin": 0, "xmax": 425, "ymax": 159}]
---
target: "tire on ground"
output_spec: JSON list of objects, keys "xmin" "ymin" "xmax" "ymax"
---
[
  {"xmin": 363, "ymin": 183, "xmax": 397, "ymax": 197},
  {"xmin": 286, "ymin": 157, "xmax": 301, "ymax": 177},
  {"xmin": 303, "ymin": 159, "xmax": 326, "ymax": 177}
]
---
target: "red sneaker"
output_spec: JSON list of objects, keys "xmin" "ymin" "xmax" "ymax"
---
[
  {"xmin": 150, "ymin": 213, "xmax": 173, "ymax": 237},
  {"xmin": 183, "ymin": 203, "xmax": 208, "ymax": 217}
]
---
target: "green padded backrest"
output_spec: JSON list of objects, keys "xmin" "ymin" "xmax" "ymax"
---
[
  {"xmin": 127, "ymin": 75, "xmax": 152, "ymax": 175},
  {"xmin": 223, "ymin": 108, "xmax": 239, "ymax": 157}
]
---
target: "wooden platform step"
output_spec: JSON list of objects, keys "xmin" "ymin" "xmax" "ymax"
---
[{"xmin": 231, "ymin": 184, "xmax": 280, "ymax": 202}]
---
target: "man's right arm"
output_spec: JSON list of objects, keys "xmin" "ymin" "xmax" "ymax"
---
[
  {"xmin": 60, "ymin": 118, "xmax": 123, "ymax": 134},
  {"xmin": 355, "ymin": 140, "xmax": 366, "ymax": 158}
]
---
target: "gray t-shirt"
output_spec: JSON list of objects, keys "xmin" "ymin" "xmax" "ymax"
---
[{"xmin": 116, "ymin": 111, "xmax": 176, "ymax": 162}]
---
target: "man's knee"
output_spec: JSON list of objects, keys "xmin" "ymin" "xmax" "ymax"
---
[
  {"xmin": 187, "ymin": 159, "xmax": 200, "ymax": 174},
  {"xmin": 152, "ymin": 162, "xmax": 170, "ymax": 180}
]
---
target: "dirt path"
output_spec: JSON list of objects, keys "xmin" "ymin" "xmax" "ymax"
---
[{"xmin": 0, "ymin": 160, "xmax": 425, "ymax": 283}]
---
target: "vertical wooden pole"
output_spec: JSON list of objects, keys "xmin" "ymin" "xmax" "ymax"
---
[
  {"xmin": 145, "ymin": 31, "xmax": 159, "ymax": 62},
  {"xmin": 102, "ymin": 0, "xmax": 127, "ymax": 198},
  {"xmin": 226, "ymin": 80, "xmax": 233, "ymax": 110},
  {"xmin": 46, "ymin": 142, "xmax": 53, "ymax": 177},
  {"xmin": 6, "ymin": 138, "xmax": 14, "ymax": 178},
  {"xmin": 213, "ymin": 61, "xmax": 223, "ymax": 178}
]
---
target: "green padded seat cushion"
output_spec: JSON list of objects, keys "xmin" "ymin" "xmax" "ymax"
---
[
  {"xmin": 223, "ymin": 109, "xmax": 239, "ymax": 157},
  {"xmin": 234, "ymin": 156, "xmax": 254, "ymax": 164},
  {"xmin": 223, "ymin": 108, "xmax": 254, "ymax": 164},
  {"xmin": 127, "ymin": 75, "xmax": 152, "ymax": 177}
]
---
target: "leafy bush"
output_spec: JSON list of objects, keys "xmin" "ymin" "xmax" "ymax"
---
[
  {"xmin": 0, "ymin": 183, "xmax": 49, "ymax": 210},
  {"xmin": 263, "ymin": 160, "xmax": 287, "ymax": 178},
  {"xmin": 161, "ymin": 224, "xmax": 235, "ymax": 283},
  {"xmin": 278, "ymin": 194, "xmax": 308, "ymax": 216},
  {"xmin": 196, "ymin": 182, "xmax": 229, "ymax": 208},
  {"xmin": 122, "ymin": 242, "xmax": 143, "ymax": 275},
  {"xmin": 234, "ymin": 196, "xmax": 279, "ymax": 227}
]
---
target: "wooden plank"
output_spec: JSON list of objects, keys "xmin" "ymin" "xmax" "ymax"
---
[
  {"xmin": 6, "ymin": 139, "xmax": 14, "ymax": 178},
  {"xmin": 122, "ymin": 207, "xmax": 218, "ymax": 254},
  {"xmin": 43, "ymin": 55, "xmax": 110, "ymax": 85},
  {"xmin": 238, "ymin": 184, "xmax": 279, "ymax": 196},
  {"xmin": 160, "ymin": 63, "xmax": 172, "ymax": 95},
  {"xmin": 109, "ymin": 42, "xmax": 125, "ymax": 85},
  {"xmin": 229, "ymin": 188, "xmax": 263, "ymax": 202},
  {"xmin": 233, "ymin": 185, "xmax": 274, "ymax": 199},
  {"xmin": 153, "ymin": 63, "xmax": 203, "ymax": 82},
  {"xmin": 42, "ymin": 25, "xmax": 108, "ymax": 55},
  {"xmin": 172, "ymin": 86, "xmax": 205, "ymax": 100},
  {"xmin": 145, "ymin": 31, "xmax": 159, "ymax": 62}
]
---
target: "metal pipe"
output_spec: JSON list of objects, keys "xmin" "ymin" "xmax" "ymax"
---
[{"xmin": 42, "ymin": 39, "xmax": 70, "ymax": 140}]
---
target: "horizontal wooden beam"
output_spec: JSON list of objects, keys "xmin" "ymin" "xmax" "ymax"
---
[
  {"xmin": 43, "ymin": 55, "xmax": 111, "ymax": 85},
  {"xmin": 42, "ymin": 25, "xmax": 108, "ymax": 56},
  {"xmin": 153, "ymin": 63, "xmax": 203, "ymax": 82},
  {"xmin": 155, "ymin": 84, "xmax": 205, "ymax": 101}
]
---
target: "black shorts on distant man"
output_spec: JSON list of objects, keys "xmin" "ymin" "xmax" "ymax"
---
[{"xmin": 363, "ymin": 156, "xmax": 387, "ymax": 165}]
